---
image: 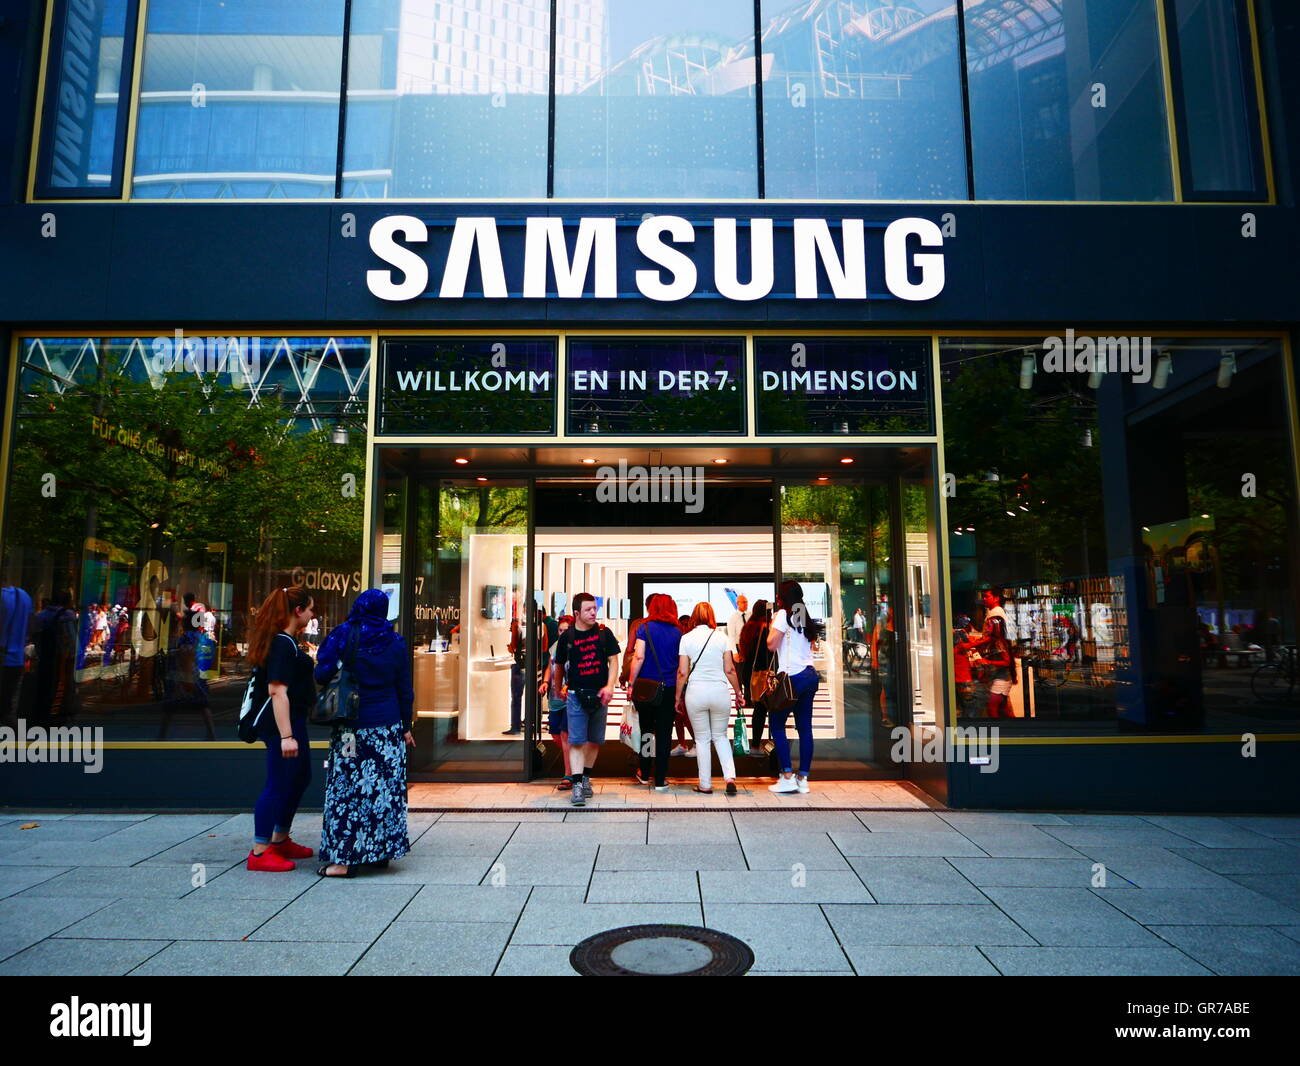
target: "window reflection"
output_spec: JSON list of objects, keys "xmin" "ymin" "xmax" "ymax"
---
[
  {"xmin": 131, "ymin": 0, "xmax": 346, "ymax": 199},
  {"xmin": 964, "ymin": 0, "xmax": 1173, "ymax": 201},
  {"xmin": 760, "ymin": 0, "xmax": 967, "ymax": 199},
  {"xmin": 344, "ymin": 0, "xmax": 551, "ymax": 198},
  {"xmin": 553, "ymin": 0, "xmax": 758, "ymax": 198}
]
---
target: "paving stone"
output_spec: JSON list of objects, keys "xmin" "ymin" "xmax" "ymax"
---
[
  {"xmin": 1222, "ymin": 817, "xmax": 1300, "ymax": 839},
  {"xmin": 435, "ymin": 812, "xmax": 565, "ymax": 822},
  {"xmin": 947, "ymin": 857, "xmax": 1135, "ymax": 889},
  {"xmin": 1076, "ymin": 847, "xmax": 1247, "ymax": 890},
  {"xmin": 938, "ymin": 812, "xmax": 1068, "ymax": 827},
  {"xmin": 507, "ymin": 822, "xmax": 649, "ymax": 845},
  {"xmin": 647, "ymin": 813, "xmax": 740, "ymax": 844},
  {"xmin": 596, "ymin": 844, "xmax": 748, "ymax": 872},
  {"xmin": 983, "ymin": 946, "xmax": 1213, "ymax": 976},
  {"xmin": 0, "ymin": 896, "xmax": 115, "ymax": 960},
  {"xmin": 828, "ymin": 830, "xmax": 986, "ymax": 858},
  {"xmin": 1222, "ymin": 874, "xmax": 1300, "ymax": 907},
  {"xmin": 733, "ymin": 812, "xmax": 867, "ymax": 834},
  {"xmin": 1052, "ymin": 814, "xmax": 1155, "ymax": 826},
  {"xmin": 0, "ymin": 866, "xmax": 71, "ymax": 899},
  {"xmin": 0, "ymin": 939, "xmax": 171, "ymax": 976},
  {"xmin": 0, "ymin": 840, "xmax": 177, "ymax": 867},
  {"xmin": 847, "ymin": 857, "xmax": 989, "ymax": 903},
  {"xmin": 979, "ymin": 887, "xmax": 1164, "ymax": 946},
  {"xmin": 822, "ymin": 903, "xmax": 1037, "ymax": 947},
  {"xmin": 19, "ymin": 865, "xmax": 201, "ymax": 899},
  {"xmin": 489, "ymin": 843, "xmax": 599, "ymax": 886},
  {"xmin": 842, "ymin": 945, "xmax": 1001, "ymax": 976},
  {"xmin": 54, "ymin": 897, "xmax": 283, "ymax": 942},
  {"xmin": 131, "ymin": 940, "xmax": 368, "ymax": 977},
  {"xmin": 737, "ymin": 831, "xmax": 852, "ymax": 870},
  {"xmin": 1041, "ymin": 826, "xmax": 1216, "ymax": 849},
  {"xmin": 0, "ymin": 820, "xmax": 139, "ymax": 842},
  {"xmin": 954, "ymin": 828, "xmax": 1089, "ymax": 859},
  {"xmin": 1138, "ymin": 816, "xmax": 1291, "ymax": 849},
  {"xmin": 251, "ymin": 882, "xmax": 419, "ymax": 942},
  {"xmin": 853, "ymin": 812, "xmax": 955, "ymax": 832},
  {"xmin": 1101, "ymin": 886, "xmax": 1300, "ymax": 926},
  {"xmin": 0, "ymin": 812, "xmax": 70, "ymax": 822},
  {"xmin": 513, "ymin": 888, "xmax": 702, "ymax": 946},
  {"xmin": 1148, "ymin": 926, "xmax": 1300, "ymax": 976},
  {"xmin": 700, "ymin": 869, "xmax": 872, "ymax": 904},
  {"xmin": 495, "ymin": 945, "xmax": 580, "ymax": 976},
  {"xmin": 1170, "ymin": 847, "xmax": 1300, "ymax": 876},
  {"xmin": 587, "ymin": 871, "xmax": 700, "ymax": 903},
  {"xmin": 408, "ymin": 821, "xmax": 519, "ymax": 855},
  {"xmin": 351, "ymin": 921, "xmax": 514, "ymax": 976},
  {"xmin": 565, "ymin": 811, "xmax": 648, "ymax": 822},
  {"xmin": 369, "ymin": 853, "xmax": 500, "ymax": 885},
  {"xmin": 193, "ymin": 863, "xmax": 320, "ymax": 900},
  {"xmin": 702, "ymin": 902, "xmax": 852, "ymax": 972},
  {"xmin": 397, "ymin": 883, "xmax": 531, "ymax": 922}
]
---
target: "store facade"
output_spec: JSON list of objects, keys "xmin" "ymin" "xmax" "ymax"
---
[{"xmin": 0, "ymin": 0, "xmax": 1297, "ymax": 811}]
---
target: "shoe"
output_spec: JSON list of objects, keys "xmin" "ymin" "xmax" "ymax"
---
[
  {"xmin": 501, "ymin": 728, "xmax": 522, "ymax": 735},
  {"xmin": 683, "ymin": 747, "xmax": 697, "ymax": 758},
  {"xmin": 725, "ymin": 781, "xmax": 737, "ymax": 796},
  {"xmin": 316, "ymin": 863, "xmax": 358, "ymax": 877},
  {"xmin": 571, "ymin": 785, "xmax": 586, "ymax": 806},
  {"xmin": 654, "ymin": 785, "xmax": 670, "ymax": 792},
  {"xmin": 557, "ymin": 775, "xmax": 573, "ymax": 791},
  {"xmin": 669, "ymin": 745, "xmax": 688, "ymax": 757},
  {"xmin": 634, "ymin": 769, "xmax": 647, "ymax": 785},
  {"xmin": 247, "ymin": 848, "xmax": 294, "ymax": 873},
  {"xmin": 768, "ymin": 776, "xmax": 799, "ymax": 794},
  {"xmin": 268, "ymin": 837, "xmax": 313, "ymax": 859},
  {"xmin": 581, "ymin": 778, "xmax": 595, "ymax": 800},
  {"xmin": 795, "ymin": 776, "xmax": 810, "ymax": 794},
  {"xmin": 693, "ymin": 786, "xmax": 713, "ymax": 794}
]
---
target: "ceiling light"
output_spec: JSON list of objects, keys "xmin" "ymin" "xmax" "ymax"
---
[
  {"xmin": 330, "ymin": 425, "xmax": 349, "ymax": 446},
  {"xmin": 454, "ymin": 457, "xmax": 469, "ymax": 465},
  {"xmin": 1005, "ymin": 510, "xmax": 1017, "ymax": 517},
  {"xmin": 1018, "ymin": 353, "xmax": 1036, "ymax": 389},
  {"xmin": 1217, "ymin": 351, "xmax": 1236, "ymax": 388},
  {"xmin": 839, "ymin": 457, "xmax": 854, "ymax": 465},
  {"xmin": 712, "ymin": 458, "xmax": 728, "ymax": 465},
  {"xmin": 476, "ymin": 477, "xmax": 487, "ymax": 482},
  {"xmin": 581, "ymin": 458, "xmax": 596, "ymax": 465},
  {"xmin": 1153, "ymin": 351, "xmax": 1173, "ymax": 388}
]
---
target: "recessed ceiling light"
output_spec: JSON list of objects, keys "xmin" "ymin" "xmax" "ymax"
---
[
  {"xmin": 581, "ymin": 458, "xmax": 596, "ymax": 465},
  {"xmin": 712, "ymin": 458, "xmax": 728, "ymax": 464},
  {"xmin": 816, "ymin": 476, "xmax": 829, "ymax": 481},
  {"xmin": 454, "ymin": 457, "xmax": 469, "ymax": 465},
  {"xmin": 476, "ymin": 477, "xmax": 487, "ymax": 482},
  {"xmin": 839, "ymin": 457, "xmax": 854, "ymax": 464}
]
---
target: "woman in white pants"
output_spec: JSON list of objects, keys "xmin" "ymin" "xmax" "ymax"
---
[{"xmin": 675, "ymin": 602, "xmax": 744, "ymax": 796}]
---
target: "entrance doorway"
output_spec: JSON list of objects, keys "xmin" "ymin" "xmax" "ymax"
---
[{"xmin": 374, "ymin": 446, "xmax": 939, "ymax": 781}]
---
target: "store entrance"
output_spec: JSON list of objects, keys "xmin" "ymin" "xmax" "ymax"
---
[{"xmin": 375, "ymin": 446, "xmax": 939, "ymax": 781}]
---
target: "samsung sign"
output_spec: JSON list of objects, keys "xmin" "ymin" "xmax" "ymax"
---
[{"xmin": 366, "ymin": 215, "xmax": 945, "ymax": 303}]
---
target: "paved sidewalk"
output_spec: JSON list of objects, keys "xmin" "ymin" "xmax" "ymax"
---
[{"xmin": 1, "ymin": 809, "xmax": 1297, "ymax": 976}]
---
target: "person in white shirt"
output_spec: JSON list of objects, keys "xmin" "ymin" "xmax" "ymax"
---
[
  {"xmin": 725, "ymin": 594, "xmax": 749, "ymax": 661},
  {"xmin": 676, "ymin": 602, "xmax": 744, "ymax": 796},
  {"xmin": 765, "ymin": 580, "xmax": 824, "ymax": 795}
]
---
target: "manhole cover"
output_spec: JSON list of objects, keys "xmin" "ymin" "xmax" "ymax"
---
[{"xmin": 570, "ymin": 924, "xmax": 754, "ymax": 976}]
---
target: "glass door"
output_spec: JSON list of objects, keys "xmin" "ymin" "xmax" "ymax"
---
[{"xmin": 406, "ymin": 477, "xmax": 532, "ymax": 778}]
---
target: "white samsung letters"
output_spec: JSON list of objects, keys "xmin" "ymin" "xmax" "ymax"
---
[{"xmin": 366, "ymin": 215, "xmax": 946, "ymax": 303}]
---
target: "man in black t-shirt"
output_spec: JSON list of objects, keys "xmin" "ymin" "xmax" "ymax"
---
[{"xmin": 550, "ymin": 592, "xmax": 620, "ymax": 805}]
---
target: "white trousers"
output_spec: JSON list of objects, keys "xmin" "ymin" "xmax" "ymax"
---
[{"xmin": 685, "ymin": 682, "xmax": 736, "ymax": 789}]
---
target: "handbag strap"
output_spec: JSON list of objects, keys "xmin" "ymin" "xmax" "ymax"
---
[
  {"xmin": 748, "ymin": 623, "xmax": 768, "ymax": 673},
  {"xmin": 641, "ymin": 621, "xmax": 665, "ymax": 678},
  {"xmin": 686, "ymin": 628, "xmax": 714, "ymax": 681},
  {"xmin": 337, "ymin": 624, "xmax": 361, "ymax": 674}
]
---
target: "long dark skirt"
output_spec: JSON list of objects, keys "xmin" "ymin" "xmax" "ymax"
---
[{"xmin": 320, "ymin": 722, "xmax": 411, "ymax": 866}]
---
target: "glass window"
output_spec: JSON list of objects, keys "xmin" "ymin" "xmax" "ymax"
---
[
  {"xmin": 343, "ymin": 0, "xmax": 550, "ymax": 198},
  {"xmin": 130, "ymin": 0, "xmax": 346, "ymax": 199},
  {"xmin": 964, "ymin": 0, "xmax": 1174, "ymax": 201},
  {"xmin": 34, "ymin": 0, "xmax": 137, "ymax": 197},
  {"xmin": 566, "ymin": 337, "xmax": 745, "ymax": 435},
  {"xmin": 754, "ymin": 337, "xmax": 934, "ymax": 435},
  {"xmin": 760, "ymin": 0, "xmax": 967, "ymax": 200},
  {"xmin": 2, "ymin": 335, "xmax": 371, "ymax": 739},
  {"xmin": 379, "ymin": 337, "xmax": 558, "ymax": 436},
  {"xmin": 553, "ymin": 0, "xmax": 758, "ymax": 198},
  {"xmin": 940, "ymin": 335, "xmax": 1298, "ymax": 733},
  {"xmin": 1166, "ymin": 0, "xmax": 1267, "ymax": 200}
]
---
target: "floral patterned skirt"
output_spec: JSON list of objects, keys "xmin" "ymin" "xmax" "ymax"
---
[{"xmin": 320, "ymin": 722, "xmax": 411, "ymax": 866}]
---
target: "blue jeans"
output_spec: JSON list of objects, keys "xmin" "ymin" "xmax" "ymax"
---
[
  {"xmin": 566, "ymin": 690, "xmax": 608, "ymax": 746},
  {"xmin": 769, "ymin": 666, "xmax": 818, "ymax": 775},
  {"xmin": 254, "ymin": 715, "xmax": 312, "ymax": 843}
]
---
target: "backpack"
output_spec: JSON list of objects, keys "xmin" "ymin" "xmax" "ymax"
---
[{"xmin": 237, "ymin": 633, "xmax": 295, "ymax": 743}]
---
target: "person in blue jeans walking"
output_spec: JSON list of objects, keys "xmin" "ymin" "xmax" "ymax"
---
[
  {"xmin": 549, "ymin": 593, "xmax": 620, "ymax": 806},
  {"xmin": 766, "ymin": 580, "xmax": 824, "ymax": 795}
]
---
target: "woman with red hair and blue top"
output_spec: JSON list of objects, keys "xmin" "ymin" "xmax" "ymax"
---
[{"xmin": 313, "ymin": 588, "xmax": 414, "ymax": 877}]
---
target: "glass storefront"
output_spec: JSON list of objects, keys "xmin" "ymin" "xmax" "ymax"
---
[{"xmin": 31, "ymin": 0, "xmax": 1273, "ymax": 203}]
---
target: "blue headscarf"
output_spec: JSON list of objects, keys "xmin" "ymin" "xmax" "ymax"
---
[{"xmin": 319, "ymin": 588, "xmax": 398, "ymax": 664}]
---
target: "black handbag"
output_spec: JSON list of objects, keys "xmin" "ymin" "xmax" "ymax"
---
[
  {"xmin": 630, "ymin": 622, "xmax": 669, "ymax": 707},
  {"xmin": 310, "ymin": 625, "xmax": 361, "ymax": 726},
  {"xmin": 758, "ymin": 647, "xmax": 798, "ymax": 714}
]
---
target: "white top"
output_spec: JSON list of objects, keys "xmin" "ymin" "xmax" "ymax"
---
[
  {"xmin": 771, "ymin": 608, "xmax": 816, "ymax": 673},
  {"xmin": 679, "ymin": 625, "xmax": 730, "ymax": 685},
  {"xmin": 724, "ymin": 609, "xmax": 748, "ymax": 653},
  {"xmin": 985, "ymin": 604, "xmax": 1016, "ymax": 642}
]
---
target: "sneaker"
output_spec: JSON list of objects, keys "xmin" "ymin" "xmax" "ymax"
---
[
  {"xmin": 246, "ymin": 848, "xmax": 295, "ymax": 872},
  {"xmin": 683, "ymin": 747, "xmax": 697, "ymax": 758},
  {"xmin": 268, "ymin": 837, "xmax": 313, "ymax": 859},
  {"xmin": 669, "ymin": 745, "xmax": 688, "ymax": 757},
  {"xmin": 725, "ymin": 781, "xmax": 737, "ymax": 796},
  {"xmin": 795, "ymin": 776, "xmax": 810, "ymax": 794},
  {"xmin": 571, "ymin": 784, "xmax": 586, "ymax": 806},
  {"xmin": 581, "ymin": 778, "xmax": 595, "ymax": 800},
  {"xmin": 768, "ymin": 776, "xmax": 799, "ymax": 794},
  {"xmin": 654, "ymin": 785, "xmax": 670, "ymax": 792}
]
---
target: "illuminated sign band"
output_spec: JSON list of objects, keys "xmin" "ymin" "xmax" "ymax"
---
[{"xmin": 366, "ymin": 215, "xmax": 946, "ymax": 304}]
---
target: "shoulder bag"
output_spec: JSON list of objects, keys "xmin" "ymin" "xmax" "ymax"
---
[
  {"xmin": 630, "ymin": 622, "xmax": 669, "ymax": 707},
  {"xmin": 747, "ymin": 625, "xmax": 772, "ymax": 707},
  {"xmin": 237, "ymin": 632, "xmax": 296, "ymax": 743},
  {"xmin": 758, "ymin": 644, "xmax": 798, "ymax": 715},
  {"xmin": 310, "ymin": 625, "xmax": 362, "ymax": 726}
]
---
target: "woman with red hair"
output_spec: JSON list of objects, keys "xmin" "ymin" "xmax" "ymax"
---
[{"xmin": 626, "ymin": 594, "xmax": 683, "ymax": 790}]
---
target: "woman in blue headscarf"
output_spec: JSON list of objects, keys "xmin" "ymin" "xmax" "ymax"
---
[{"xmin": 314, "ymin": 588, "xmax": 414, "ymax": 877}]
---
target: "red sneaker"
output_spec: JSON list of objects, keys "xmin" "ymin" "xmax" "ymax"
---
[
  {"xmin": 246, "ymin": 848, "xmax": 295, "ymax": 872},
  {"xmin": 268, "ymin": 837, "xmax": 314, "ymax": 859}
]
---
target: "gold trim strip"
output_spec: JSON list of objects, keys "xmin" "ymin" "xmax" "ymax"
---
[
  {"xmin": 0, "ymin": 335, "xmax": 21, "ymax": 536},
  {"xmin": 1154, "ymin": 0, "xmax": 1185, "ymax": 202},
  {"xmin": 10, "ymin": 329, "xmax": 1288, "ymax": 341},
  {"xmin": 1245, "ymin": 0, "xmax": 1277, "ymax": 204},
  {"xmin": 120, "ymin": 0, "xmax": 149, "ymax": 200},
  {"xmin": 24, "ymin": 0, "xmax": 57, "ymax": 203}
]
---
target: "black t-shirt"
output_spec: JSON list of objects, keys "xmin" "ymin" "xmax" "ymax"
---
[
  {"xmin": 260, "ymin": 632, "xmax": 316, "ymax": 717},
  {"xmin": 553, "ymin": 624, "xmax": 621, "ymax": 690}
]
